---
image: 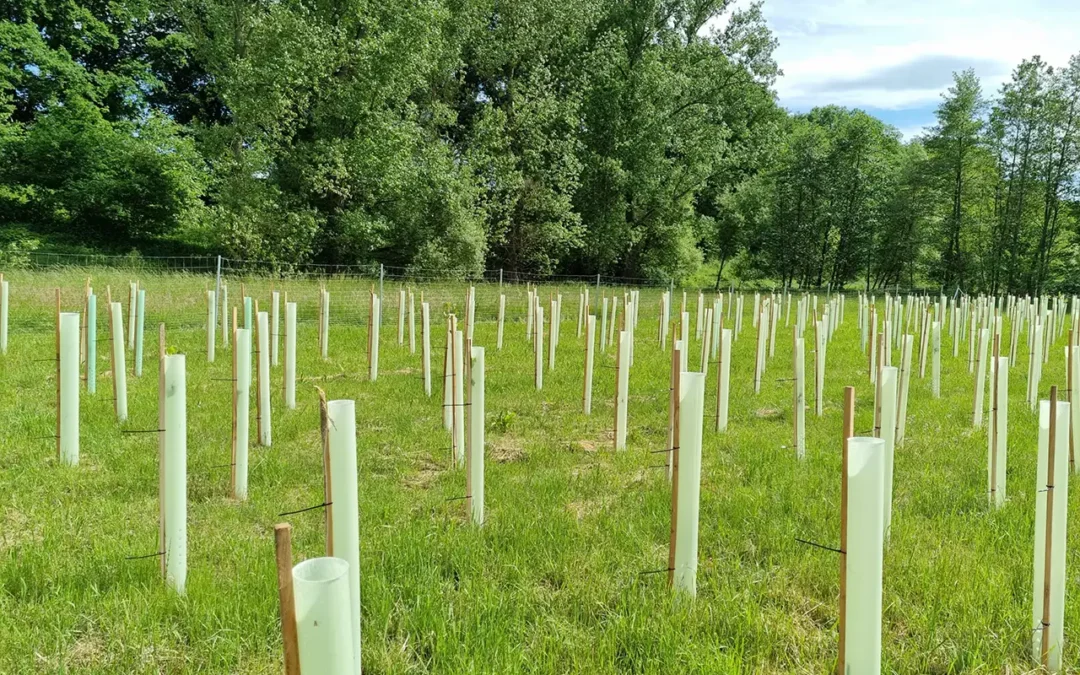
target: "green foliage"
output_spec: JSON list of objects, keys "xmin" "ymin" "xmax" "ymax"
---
[{"xmin": 1, "ymin": 0, "xmax": 1078, "ymax": 287}]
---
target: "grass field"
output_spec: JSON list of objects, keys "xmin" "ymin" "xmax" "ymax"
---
[{"xmin": 0, "ymin": 269, "xmax": 1075, "ymax": 673}]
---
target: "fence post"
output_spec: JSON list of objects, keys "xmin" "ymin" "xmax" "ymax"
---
[
  {"xmin": 499, "ymin": 268, "xmax": 503, "ymax": 290},
  {"xmin": 379, "ymin": 264, "xmax": 384, "ymax": 312}
]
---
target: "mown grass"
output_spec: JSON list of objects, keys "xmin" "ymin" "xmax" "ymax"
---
[{"xmin": 0, "ymin": 269, "xmax": 1074, "ymax": 673}]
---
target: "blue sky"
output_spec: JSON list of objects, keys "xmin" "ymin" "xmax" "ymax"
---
[{"xmin": 724, "ymin": 0, "xmax": 1080, "ymax": 139}]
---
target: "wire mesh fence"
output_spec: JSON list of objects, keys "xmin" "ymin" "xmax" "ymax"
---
[{"xmin": 0, "ymin": 250, "xmax": 953, "ymax": 341}]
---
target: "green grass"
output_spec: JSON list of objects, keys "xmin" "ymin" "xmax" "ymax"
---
[{"xmin": 0, "ymin": 269, "xmax": 1074, "ymax": 673}]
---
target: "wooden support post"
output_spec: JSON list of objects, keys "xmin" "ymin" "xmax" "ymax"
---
[
  {"xmin": 274, "ymin": 523, "xmax": 301, "ymax": 675},
  {"xmin": 667, "ymin": 343, "xmax": 682, "ymax": 587},
  {"xmin": 317, "ymin": 387, "xmax": 333, "ymax": 556}
]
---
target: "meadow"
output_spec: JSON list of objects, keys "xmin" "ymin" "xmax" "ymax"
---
[{"xmin": 0, "ymin": 268, "xmax": 1074, "ymax": 673}]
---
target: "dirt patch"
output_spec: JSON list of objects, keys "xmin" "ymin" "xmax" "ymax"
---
[
  {"xmin": 567, "ymin": 497, "xmax": 609, "ymax": 521},
  {"xmin": 575, "ymin": 439, "xmax": 598, "ymax": 453},
  {"xmin": 490, "ymin": 436, "xmax": 526, "ymax": 463},
  {"xmin": 392, "ymin": 367, "xmax": 419, "ymax": 375},
  {"xmin": 403, "ymin": 457, "xmax": 444, "ymax": 489},
  {"xmin": 754, "ymin": 407, "xmax": 782, "ymax": 419},
  {"xmin": 624, "ymin": 468, "xmax": 649, "ymax": 487},
  {"xmin": 67, "ymin": 632, "xmax": 106, "ymax": 668},
  {"xmin": 0, "ymin": 509, "xmax": 42, "ymax": 554}
]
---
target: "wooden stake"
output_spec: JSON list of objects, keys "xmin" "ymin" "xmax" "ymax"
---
[
  {"xmin": 1041, "ymin": 385, "xmax": 1058, "ymax": 669},
  {"xmin": 667, "ymin": 329, "xmax": 679, "ymax": 479},
  {"xmin": 274, "ymin": 523, "xmax": 301, "ymax": 675},
  {"xmin": 317, "ymin": 387, "xmax": 333, "ymax": 556},
  {"xmin": 667, "ymin": 343, "xmax": 682, "ymax": 587},
  {"xmin": 838, "ymin": 385, "xmax": 855, "ymax": 675}
]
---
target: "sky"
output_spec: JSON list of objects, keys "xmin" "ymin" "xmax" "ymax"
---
[{"xmin": 730, "ymin": 0, "xmax": 1080, "ymax": 140}]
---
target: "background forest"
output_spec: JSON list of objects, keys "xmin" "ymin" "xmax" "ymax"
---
[{"xmin": 0, "ymin": 0, "xmax": 1078, "ymax": 292}]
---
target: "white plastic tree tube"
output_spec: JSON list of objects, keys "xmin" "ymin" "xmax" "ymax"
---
[
  {"xmin": 931, "ymin": 321, "xmax": 941, "ymax": 398},
  {"xmin": 220, "ymin": 283, "xmax": 229, "ymax": 349},
  {"xmin": 680, "ymin": 311, "xmax": 690, "ymax": 351},
  {"xmin": 1032, "ymin": 399, "xmax": 1069, "ymax": 672},
  {"xmin": 369, "ymin": 296, "xmax": 381, "ymax": 382},
  {"xmin": 794, "ymin": 336, "xmax": 805, "ymax": 460},
  {"xmin": 526, "ymin": 289, "xmax": 534, "ymax": 342},
  {"xmin": 59, "ymin": 312, "xmax": 80, "ymax": 465},
  {"xmin": 293, "ymin": 557, "xmax": 355, "ymax": 675},
  {"xmin": 234, "ymin": 328, "xmax": 251, "ymax": 498},
  {"xmin": 716, "ymin": 328, "xmax": 732, "ymax": 432},
  {"xmin": 555, "ymin": 293, "xmax": 562, "ymax": 348},
  {"xmin": 609, "ymin": 296, "xmax": 619, "ymax": 348},
  {"xmin": 548, "ymin": 298, "xmax": 557, "ymax": 370},
  {"xmin": 695, "ymin": 291, "xmax": 704, "ymax": 339},
  {"xmin": 422, "ymin": 302, "xmax": 431, "ymax": 396},
  {"xmin": 468, "ymin": 346, "xmax": 485, "ymax": 526},
  {"xmin": 700, "ymin": 308, "xmax": 712, "ymax": 375},
  {"xmin": 321, "ymin": 290, "xmax": 330, "ymax": 360},
  {"xmin": 535, "ymin": 306, "xmax": 544, "ymax": 390},
  {"xmin": 973, "ymin": 327, "xmax": 990, "ymax": 427},
  {"xmin": 110, "ymin": 302, "xmax": 128, "ymax": 422},
  {"xmin": 711, "ymin": 299, "xmax": 722, "ymax": 358},
  {"xmin": 408, "ymin": 291, "xmax": 416, "ymax": 354},
  {"xmin": 271, "ymin": 291, "xmax": 280, "ymax": 366},
  {"xmin": 134, "ymin": 289, "xmax": 145, "ymax": 377},
  {"xmin": 1030, "ymin": 322, "xmax": 1044, "ymax": 409},
  {"xmin": 769, "ymin": 298, "xmax": 779, "ymax": 357},
  {"xmin": 467, "ymin": 286, "xmax": 476, "ymax": 342},
  {"xmin": 615, "ymin": 331, "xmax": 630, "ymax": 450},
  {"xmin": 896, "ymin": 335, "xmax": 913, "ymax": 444},
  {"xmin": 443, "ymin": 321, "xmax": 453, "ymax": 430},
  {"xmin": 1073, "ymin": 347, "xmax": 1080, "ymax": 475},
  {"xmin": 845, "ymin": 436, "xmax": 886, "ymax": 673},
  {"xmin": 815, "ymin": 321, "xmax": 825, "ymax": 416},
  {"xmin": 600, "ymin": 297, "xmax": 608, "ymax": 354},
  {"xmin": 988, "ymin": 355, "xmax": 1008, "ymax": 506},
  {"xmin": 87, "ymin": 294, "xmax": 96, "ymax": 394},
  {"xmin": 673, "ymin": 371, "xmax": 705, "ymax": 597},
  {"xmin": 257, "ymin": 312, "xmax": 271, "ymax": 446},
  {"xmin": 326, "ymin": 399, "xmax": 362, "ymax": 674},
  {"xmin": 207, "ymin": 290, "xmax": 217, "ymax": 363},
  {"xmin": 127, "ymin": 281, "xmax": 137, "ymax": 350},
  {"xmin": 584, "ymin": 315, "xmax": 596, "ymax": 414},
  {"xmin": 878, "ymin": 366, "xmax": 898, "ymax": 540},
  {"xmin": 284, "ymin": 304, "xmax": 297, "ymax": 410},
  {"xmin": 453, "ymin": 329, "xmax": 465, "ymax": 467},
  {"xmin": 0, "ymin": 277, "xmax": 7, "ymax": 354},
  {"xmin": 496, "ymin": 294, "xmax": 505, "ymax": 350},
  {"xmin": 577, "ymin": 291, "xmax": 584, "ymax": 337},
  {"xmin": 398, "ymin": 289, "xmax": 406, "ymax": 345},
  {"xmin": 163, "ymin": 354, "xmax": 187, "ymax": 595},
  {"xmin": 754, "ymin": 306, "xmax": 767, "ymax": 393}
]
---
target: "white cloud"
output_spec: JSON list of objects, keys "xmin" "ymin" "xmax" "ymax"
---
[{"xmin": 725, "ymin": 0, "xmax": 1080, "ymax": 111}]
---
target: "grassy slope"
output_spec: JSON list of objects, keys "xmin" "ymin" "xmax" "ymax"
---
[{"xmin": 0, "ymin": 270, "xmax": 1074, "ymax": 673}]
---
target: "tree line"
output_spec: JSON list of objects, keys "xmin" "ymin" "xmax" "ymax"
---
[{"xmin": 1, "ymin": 1, "xmax": 1078, "ymax": 292}]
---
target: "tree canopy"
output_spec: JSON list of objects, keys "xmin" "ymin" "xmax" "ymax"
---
[{"xmin": 1, "ymin": 0, "xmax": 1078, "ymax": 291}]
